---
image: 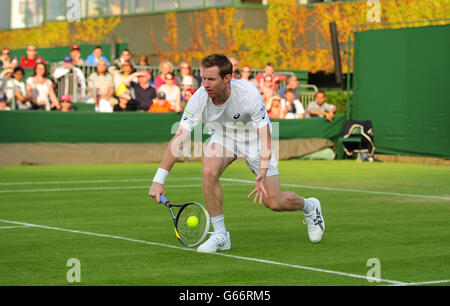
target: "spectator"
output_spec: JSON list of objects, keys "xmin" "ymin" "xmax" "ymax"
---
[
  {"xmin": 113, "ymin": 60, "xmax": 135, "ymax": 98},
  {"xmin": 148, "ymin": 91, "xmax": 172, "ymax": 113},
  {"xmin": 240, "ymin": 65, "xmax": 255, "ymax": 83},
  {"xmin": 278, "ymin": 74, "xmax": 300, "ymax": 100},
  {"xmin": 267, "ymin": 94, "xmax": 286, "ymax": 119},
  {"xmin": 282, "ymin": 88, "xmax": 304, "ymax": 119},
  {"xmin": 86, "ymin": 46, "xmax": 111, "ymax": 66},
  {"xmin": 0, "ymin": 48, "xmax": 18, "ymax": 69},
  {"xmin": 87, "ymin": 60, "xmax": 117, "ymax": 108},
  {"xmin": 155, "ymin": 60, "xmax": 177, "ymax": 90},
  {"xmin": 114, "ymin": 49, "xmax": 135, "ymax": 69},
  {"xmin": 158, "ymin": 72, "xmax": 181, "ymax": 113},
  {"xmin": 176, "ymin": 61, "xmax": 199, "ymax": 91},
  {"xmin": 180, "ymin": 88, "xmax": 194, "ymax": 112},
  {"xmin": 306, "ymin": 91, "xmax": 337, "ymax": 122},
  {"xmin": 114, "ymin": 91, "xmax": 136, "ymax": 112},
  {"xmin": 95, "ymin": 93, "xmax": 113, "ymax": 113},
  {"xmin": 60, "ymin": 94, "xmax": 76, "ymax": 112},
  {"xmin": 255, "ymin": 62, "xmax": 286, "ymax": 92},
  {"xmin": 26, "ymin": 62, "xmax": 60, "ymax": 111},
  {"xmin": 260, "ymin": 75, "xmax": 275, "ymax": 104},
  {"xmin": 180, "ymin": 75, "xmax": 194, "ymax": 93},
  {"xmin": 229, "ymin": 57, "xmax": 240, "ymax": 79},
  {"xmin": 53, "ymin": 56, "xmax": 86, "ymax": 101},
  {"xmin": 20, "ymin": 45, "xmax": 46, "ymax": 69},
  {"xmin": 137, "ymin": 55, "xmax": 149, "ymax": 66},
  {"xmin": 124, "ymin": 69, "xmax": 157, "ymax": 112},
  {"xmin": 70, "ymin": 45, "xmax": 84, "ymax": 66},
  {"xmin": 0, "ymin": 93, "xmax": 10, "ymax": 111},
  {"xmin": 6, "ymin": 67, "xmax": 32, "ymax": 110}
]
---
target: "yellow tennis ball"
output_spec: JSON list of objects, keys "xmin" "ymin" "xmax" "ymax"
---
[{"xmin": 187, "ymin": 216, "xmax": 199, "ymax": 228}]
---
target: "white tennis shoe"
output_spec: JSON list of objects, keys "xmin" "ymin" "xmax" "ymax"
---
[
  {"xmin": 197, "ymin": 231, "xmax": 231, "ymax": 253},
  {"xmin": 303, "ymin": 198, "xmax": 325, "ymax": 243}
]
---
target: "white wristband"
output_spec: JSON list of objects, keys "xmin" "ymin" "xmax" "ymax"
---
[{"xmin": 152, "ymin": 168, "xmax": 169, "ymax": 185}]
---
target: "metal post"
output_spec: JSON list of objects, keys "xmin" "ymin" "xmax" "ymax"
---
[{"xmin": 346, "ymin": 34, "xmax": 352, "ymax": 121}]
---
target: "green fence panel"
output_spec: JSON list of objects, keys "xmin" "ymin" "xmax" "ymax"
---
[
  {"xmin": 0, "ymin": 112, "xmax": 346, "ymax": 145},
  {"xmin": 353, "ymin": 24, "xmax": 450, "ymax": 158}
]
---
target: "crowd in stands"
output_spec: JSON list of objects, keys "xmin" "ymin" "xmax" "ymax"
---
[{"xmin": 0, "ymin": 45, "xmax": 337, "ymax": 120}]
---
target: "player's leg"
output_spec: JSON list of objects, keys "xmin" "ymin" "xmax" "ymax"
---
[
  {"xmin": 198, "ymin": 141, "xmax": 235, "ymax": 253},
  {"xmin": 262, "ymin": 175, "xmax": 325, "ymax": 243}
]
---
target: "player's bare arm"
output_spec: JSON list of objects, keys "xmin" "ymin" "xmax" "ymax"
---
[
  {"xmin": 149, "ymin": 127, "xmax": 191, "ymax": 202},
  {"xmin": 248, "ymin": 124, "xmax": 271, "ymax": 205}
]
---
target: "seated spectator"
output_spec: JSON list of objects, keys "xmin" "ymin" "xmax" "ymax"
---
[
  {"xmin": 95, "ymin": 93, "xmax": 113, "ymax": 113},
  {"xmin": 260, "ymin": 75, "xmax": 275, "ymax": 104},
  {"xmin": 26, "ymin": 62, "xmax": 60, "ymax": 111},
  {"xmin": 53, "ymin": 56, "xmax": 86, "ymax": 101},
  {"xmin": 181, "ymin": 88, "xmax": 194, "ymax": 111},
  {"xmin": 282, "ymin": 88, "xmax": 304, "ymax": 119},
  {"xmin": 158, "ymin": 72, "xmax": 181, "ymax": 112},
  {"xmin": 240, "ymin": 65, "xmax": 256, "ymax": 84},
  {"xmin": 86, "ymin": 46, "xmax": 111, "ymax": 66},
  {"xmin": 124, "ymin": 69, "xmax": 156, "ymax": 112},
  {"xmin": 267, "ymin": 95, "xmax": 286, "ymax": 119},
  {"xmin": 60, "ymin": 94, "xmax": 76, "ymax": 112},
  {"xmin": 87, "ymin": 60, "xmax": 117, "ymax": 108},
  {"xmin": 113, "ymin": 60, "xmax": 135, "ymax": 98},
  {"xmin": 20, "ymin": 45, "xmax": 46, "ymax": 69},
  {"xmin": 114, "ymin": 49, "xmax": 135, "ymax": 70},
  {"xmin": 306, "ymin": 91, "xmax": 337, "ymax": 122},
  {"xmin": 0, "ymin": 48, "xmax": 18, "ymax": 69},
  {"xmin": 278, "ymin": 74, "xmax": 300, "ymax": 100},
  {"xmin": 229, "ymin": 57, "xmax": 240, "ymax": 79},
  {"xmin": 176, "ymin": 61, "xmax": 199, "ymax": 91},
  {"xmin": 114, "ymin": 91, "xmax": 136, "ymax": 112},
  {"xmin": 70, "ymin": 45, "xmax": 84, "ymax": 66},
  {"xmin": 155, "ymin": 60, "xmax": 177, "ymax": 90},
  {"xmin": 6, "ymin": 67, "xmax": 32, "ymax": 110},
  {"xmin": 255, "ymin": 62, "xmax": 286, "ymax": 92},
  {"xmin": 0, "ymin": 93, "xmax": 10, "ymax": 111},
  {"xmin": 137, "ymin": 55, "xmax": 149, "ymax": 66},
  {"xmin": 149, "ymin": 92, "xmax": 172, "ymax": 113}
]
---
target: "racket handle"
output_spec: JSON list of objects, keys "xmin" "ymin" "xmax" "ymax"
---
[{"xmin": 159, "ymin": 194, "xmax": 170, "ymax": 206}]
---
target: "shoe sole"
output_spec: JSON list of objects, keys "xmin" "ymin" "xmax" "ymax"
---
[{"xmin": 309, "ymin": 198, "xmax": 325, "ymax": 243}]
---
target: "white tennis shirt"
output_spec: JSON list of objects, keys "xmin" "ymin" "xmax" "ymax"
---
[{"xmin": 180, "ymin": 79, "xmax": 270, "ymax": 137}]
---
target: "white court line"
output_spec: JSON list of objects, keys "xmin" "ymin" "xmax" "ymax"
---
[
  {"xmin": 0, "ymin": 183, "xmax": 242, "ymax": 194},
  {"xmin": 1, "ymin": 176, "xmax": 448, "ymax": 200},
  {"xmin": 0, "ymin": 177, "xmax": 201, "ymax": 186},
  {"xmin": 220, "ymin": 178, "xmax": 450, "ymax": 201},
  {"xmin": 0, "ymin": 218, "xmax": 409, "ymax": 286},
  {"xmin": 0, "ymin": 225, "xmax": 34, "ymax": 229}
]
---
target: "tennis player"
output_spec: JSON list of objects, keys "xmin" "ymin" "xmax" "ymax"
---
[{"xmin": 149, "ymin": 54, "xmax": 325, "ymax": 253}]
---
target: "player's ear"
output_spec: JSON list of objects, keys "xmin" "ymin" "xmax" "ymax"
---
[{"xmin": 223, "ymin": 73, "xmax": 232, "ymax": 83}]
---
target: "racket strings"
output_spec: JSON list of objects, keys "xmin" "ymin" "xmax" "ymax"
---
[{"xmin": 177, "ymin": 204, "xmax": 208, "ymax": 247}]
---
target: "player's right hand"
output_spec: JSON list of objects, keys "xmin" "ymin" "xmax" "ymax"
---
[{"xmin": 149, "ymin": 182, "xmax": 165, "ymax": 203}]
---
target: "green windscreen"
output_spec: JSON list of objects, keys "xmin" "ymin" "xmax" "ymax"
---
[{"xmin": 352, "ymin": 24, "xmax": 449, "ymax": 158}]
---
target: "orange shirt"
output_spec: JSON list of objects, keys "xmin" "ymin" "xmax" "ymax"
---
[{"xmin": 148, "ymin": 101, "xmax": 172, "ymax": 113}]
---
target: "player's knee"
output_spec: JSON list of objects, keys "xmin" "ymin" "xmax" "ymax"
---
[
  {"xmin": 263, "ymin": 197, "xmax": 283, "ymax": 212},
  {"xmin": 202, "ymin": 166, "xmax": 221, "ymax": 182}
]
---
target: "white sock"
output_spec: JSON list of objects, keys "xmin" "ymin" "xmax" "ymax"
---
[
  {"xmin": 302, "ymin": 198, "xmax": 315, "ymax": 215},
  {"xmin": 211, "ymin": 215, "xmax": 226, "ymax": 233}
]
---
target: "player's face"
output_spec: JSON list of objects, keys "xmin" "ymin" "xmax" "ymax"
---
[{"xmin": 201, "ymin": 66, "xmax": 231, "ymax": 99}]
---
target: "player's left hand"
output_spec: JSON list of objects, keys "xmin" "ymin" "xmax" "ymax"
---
[{"xmin": 248, "ymin": 174, "xmax": 268, "ymax": 205}]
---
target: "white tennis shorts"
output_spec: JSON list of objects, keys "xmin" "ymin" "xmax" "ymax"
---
[{"xmin": 208, "ymin": 132, "xmax": 279, "ymax": 177}]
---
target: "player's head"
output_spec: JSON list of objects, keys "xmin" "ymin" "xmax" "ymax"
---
[
  {"xmin": 201, "ymin": 54, "xmax": 232, "ymax": 79},
  {"xmin": 200, "ymin": 54, "xmax": 233, "ymax": 99}
]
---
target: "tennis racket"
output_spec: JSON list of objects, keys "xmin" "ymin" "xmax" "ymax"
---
[{"xmin": 159, "ymin": 194, "xmax": 210, "ymax": 247}]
